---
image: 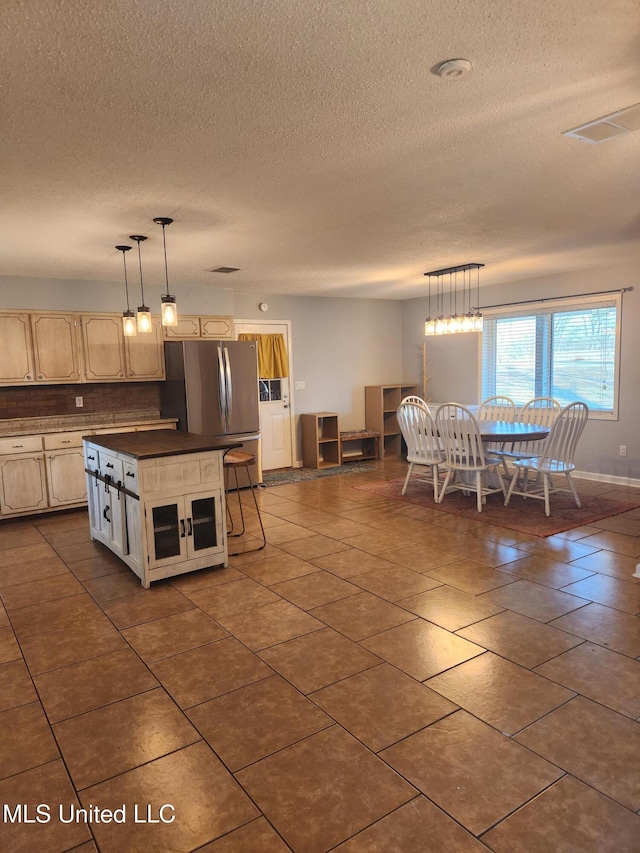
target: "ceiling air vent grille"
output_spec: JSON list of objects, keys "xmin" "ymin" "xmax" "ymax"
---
[{"xmin": 563, "ymin": 103, "xmax": 640, "ymax": 144}]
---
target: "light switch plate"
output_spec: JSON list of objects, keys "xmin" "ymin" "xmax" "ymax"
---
[
  {"xmin": 294, "ymin": 381, "xmax": 305, "ymax": 390},
  {"xmin": 75, "ymin": 396, "xmax": 84, "ymax": 407}
]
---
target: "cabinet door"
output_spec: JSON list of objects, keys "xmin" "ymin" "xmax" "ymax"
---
[
  {"xmin": 163, "ymin": 316, "xmax": 201, "ymax": 339},
  {"xmin": 97, "ymin": 482, "xmax": 127, "ymax": 557},
  {"xmin": 200, "ymin": 316, "xmax": 234, "ymax": 339},
  {"xmin": 144, "ymin": 496, "xmax": 188, "ymax": 569},
  {"xmin": 0, "ymin": 313, "xmax": 35, "ymax": 385},
  {"xmin": 45, "ymin": 449, "xmax": 87, "ymax": 506},
  {"xmin": 31, "ymin": 313, "xmax": 81, "ymax": 382},
  {"xmin": 124, "ymin": 316, "xmax": 165, "ymax": 379},
  {"xmin": 81, "ymin": 315, "xmax": 126, "ymax": 381},
  {"xmin": 0, "ymin": 453, "xmax": 48, "ymax": 515},
  {"xmin": 185, "ymin": 490, "xmax": 224, "ymax": 560}
]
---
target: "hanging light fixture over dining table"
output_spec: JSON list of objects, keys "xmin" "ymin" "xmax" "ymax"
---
[{"xmin": 424, "ymin": 262, "xmax": 484, "ymax": 335}]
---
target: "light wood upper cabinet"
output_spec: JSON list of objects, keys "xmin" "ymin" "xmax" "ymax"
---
[
  {"xmin": 124, "ymin": 316, "xmax": 165, "ymax": 380},
  {"xmin": 0, "ymin": 313, "xmax": 34, "ymax": 384},
  {"xmin": 31, "ymin": 312, "xmax": 81, "ymax": 383},
  {"xmin": 163, "ymin": 315, "xmax": 234, "ymax": 340},
  {"xmin": 80, "ymin": 314, "xmax": 127, "ymax": 381}
]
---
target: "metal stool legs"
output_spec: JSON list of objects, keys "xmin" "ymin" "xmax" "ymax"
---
[{"xmin": 223, "ymin": 451, "xmax": 266, "ymax": 557}]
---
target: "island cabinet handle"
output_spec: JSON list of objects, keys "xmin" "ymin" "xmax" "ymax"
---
[
  {"xmin": 187, "ymin": 518, "xmax": 193, "ymax": 536},
  {"xmin": 180, "ymin": 519, "xmax": 186, "ymax": 538},
  {"xmin": 103, "ymin": 506, "xmax": 111, "ymax": 522},
  {"xmin": 125, "ymin": 471, "xmax": 135, "ymax": 478},
  {"xmin": 106, "ymin": 463, "xmax": 114, "ymax": 469},
  {"xmin": 87, "ymin": 455, "xmax": 95, "ymax": 460}
]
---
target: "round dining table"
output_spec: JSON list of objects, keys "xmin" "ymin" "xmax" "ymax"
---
[{"xmin": 478, "ymin": 420, "xmax": 550, "ymax": 442}]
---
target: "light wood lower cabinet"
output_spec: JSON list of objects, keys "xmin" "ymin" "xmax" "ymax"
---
[
  {"xmin": 45, "ymin": 448, "xmax": 87, "ymax": 507},
  {"xmin": 0, "ymin": 453, "xmax": 48, "ymax": 515}
]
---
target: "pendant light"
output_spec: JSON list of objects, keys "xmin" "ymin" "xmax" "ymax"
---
[
  {"xmin": 424, "ymin": 263, "xmax": 484, "ymax": 336},
  {"xmin": 130, "ymin": 234, "xmax": 152, "ymax": 333},
  {"xmin": 116, "ymin": 244, "xmax": 136, "ymax": 336},
  {"xmin": 153, "ymin": 216, "xmax": 178, "ymax": 327}
]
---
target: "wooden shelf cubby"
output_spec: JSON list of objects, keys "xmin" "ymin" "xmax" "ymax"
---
[
  {"xmin": 301, "ymin": 412, "xmax": 341, "ymax": 469},
  {"xmin": 365, "ymin": 384, "xmax": 418, "ymax": 459}
]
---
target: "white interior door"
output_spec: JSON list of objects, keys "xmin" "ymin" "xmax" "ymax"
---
[{"xmin": 234, "ymin": 320, "xmax": 294, "ymax": 470}]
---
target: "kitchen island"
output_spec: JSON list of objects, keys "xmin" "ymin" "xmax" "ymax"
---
[{"xmin": 83, "ymin": 429, "xmax": 240, "ymax": 588}]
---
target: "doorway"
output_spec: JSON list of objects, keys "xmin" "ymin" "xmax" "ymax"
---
[{"xmin": 234, "ymin": 320, "xmax": 294, "ymax": 470}]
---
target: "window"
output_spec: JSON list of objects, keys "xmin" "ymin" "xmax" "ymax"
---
[{"xmin": 481, "ymin": 294, "xmax": 621, "ymax": 419}]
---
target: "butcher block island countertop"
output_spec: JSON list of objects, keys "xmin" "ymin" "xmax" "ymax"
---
[{"xmin": 84, "ymin": 430, "xmax": 241, "ymax": 588}]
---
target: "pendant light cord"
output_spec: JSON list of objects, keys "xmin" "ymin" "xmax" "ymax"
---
[
  {"xmin": 136, "ymin": 241, "xmax": 146, "ymax": 305},
  {"xmin": 161, "ymin": 224, "xmax": 170, "ymax": 296},
  {"xmin": 122, "ymin": 251, "xmax": 131, "ymax": 311}
]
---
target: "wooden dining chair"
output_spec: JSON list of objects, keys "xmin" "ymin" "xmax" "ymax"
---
[
  {"xmin": 397, "ymin": 400, "xmax": 444, "ymax": 501},
  {"xmin": 504, "ymin": 401, "xmax": 588, "ymax": 516},
  {"xmin": 435, "ymin": 403, "xmax": 506, "ymax": 512},
  {"xmin": 495, "ymin": 397, "xmax": 561, "ymax": 475}
]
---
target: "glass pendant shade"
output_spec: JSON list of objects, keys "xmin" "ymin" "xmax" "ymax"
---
[
  {"xmin": 423, "ymin": 263, "xmax": 485, "ymax": 337},
  {"xmin": 161, "ymin": 294, "xmax": 178, "ymax": 326},
  {"xmin": 116, "ymin": 244, "xmax": 137, "ymax": 337},
  {"xmin": 130, "ymin": 234, "xmax": 152, "ymax": 333},
  {"xmin": 154, "ymin": 217, "xmax": 179, "ymax": 327},
  {"xmin": 424, "ymin": 317, "xmax": 435, "ymax": 336}
]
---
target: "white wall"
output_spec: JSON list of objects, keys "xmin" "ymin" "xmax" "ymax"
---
[{"xmin": 401, "ymin": 263, "xmax": 640, "ymax": 482}]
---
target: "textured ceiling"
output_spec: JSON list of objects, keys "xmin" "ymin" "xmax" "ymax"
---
[{"xmin": 1, "ymin": 0, "xmax": 638, "ymax": 299}]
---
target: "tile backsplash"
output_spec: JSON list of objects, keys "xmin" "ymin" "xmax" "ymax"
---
[{"xmin": 0, "ymin": 382, "xmax": 162, "ymax": 420}]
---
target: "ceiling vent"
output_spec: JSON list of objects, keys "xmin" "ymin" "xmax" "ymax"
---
[
  {"xmin": 434, "ymin": 58, "xmax": 472, "ymax": 80},
  {"xmin": 563, "ymin": 103, "xmax": 640, "ymax": 144},
  {"xmin": 209, "ymin": 266, "xmax": 241, "ymax": 273}
]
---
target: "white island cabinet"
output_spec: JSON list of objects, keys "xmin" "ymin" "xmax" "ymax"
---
[{"xmin": 83, "ymin": 430, "xmax": 238, "ymax": 588}]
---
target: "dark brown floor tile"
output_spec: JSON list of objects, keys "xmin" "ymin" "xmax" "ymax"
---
[
  {"xmin": 150, "ymin": 637, "xmax": 272, "ymax": 708},
  {"xmin": 334, "ymin": 796, "xmax": 491, "ymax": 852},
  {"xmin": 456, "ymin": 610, "xmax": 584, "ymax": 669},
  {"xmin": 66, "ymin": 552, "xmax": 128, "ymax": 581},
  {"xmin": 0, "ymin": 659, "xmax": 37, "ymax": 711},
  {"xmin": 350, "ymin": 564, "xmax": 442, "ymax": 601},
  {"xmin": 310, "ymin": 518, "xmax": 376, "ymax": 540},
  {"xmin": 513, "ymin": 535, "xmax": 601, "ymax": 562},
  {"xmin": 53, "ymin": 688, "xmax": 200, "ymax": 789},
  {"xmin": 34, "ymin": 647, "xmax": 158, "ymax": 723},
  {"xmin": 216, "ymin": 599, "xmax": 323, "ymax": 650},
  {"xmin": 482, "ymin": 775, "xmax": 640, "ymax": 853},
  {"xmin": 278, "ymin": 532, "xmax": 351, "ymax": 560},
  {"xmin": 311, "ymin": 548, "xmax": 402, "ymax": 579},
  {"xmin": 236, "ymin": 725, "xmax": 416, "ymax": 853},
  {"xmin": 310, "ymin": 591, "xmax": 416, "ymax": 641},
  {"xmin": 0, "ymin": 702, "xmax": 59, "ymax": 779},
  {"xmin": 427, "ymin": 652, "xmax": 574, "ymax": 735},
  {"xmin": 0, "ymin": 572, "xmax": 83, "ymax": 612},
  {"xmin": 80, "ymin": 741, "xmax": 258, "ymax": 852},
  {"xmin": 271, "ymin": 570, "xmax": 362, "ymax": 608},
  {"xmin": 426, "ymin": 559, "xmax": 517, "ymax": 594},
  {"xmin": 260, "ymin": 521, "xmax": 317, "ymax": 545},
  {"xmin": 0, "ymin": 760, "xmax": 91, "ymax": 852},
  {"xmin": 399, "ymin": 585, "xmax": 504, "ymax": 631},
  {"xmin": 259, "ymin": 627, "xmax": 380, "ymax": 694},
  {"xmin": 0, "ymin": 541, "xmax": 59, "ymax": 574},
  {"xmin": 549, "ymin": 602, "xmax": 640, "ymax": 657},
  {"xmin": 51, "ymin": 538, "xmax": 108, "ymax": 564},
  {"xmin": 0, "ymin": 600, "xmax": 7, "ymax": 627},
  {"xmin": 311, "ymin": 663, "xmax": 457, "ymax": 751},
  {"xmin": 34, "ymin": 509, "xmax": 88, "ymax": 533},
  {"xmin": 0, "ymin": 625, "xmax": 21, "ymax": 664},
  {"xmin": 102, "ymin": 584, "xmax": 194, "ymax": 629},
  {"xmin": 579, "ymin": 529, "xmax": 640, "ymax": 558},
  {"xmin": 81, "ymin": 570, "xmax": 144, "ymax": 603},
  {"xmin": 342, "ymin": 530, "xmax": 417, "ymax": 556},
  {"xmin": 381, "ymin": 710, "xmax": 562, "ymax": 836},
  {"xmin": 186, "ymin": 577, "xmax": 281, "ymax": 618},
  {"xmin": 188, "ymin": 674, "xmax": 331, "ymax": 771},
  {"xmin": 41, "ymin": 525, "xmax": 95, "ymax": 549},
  {"xmin": 569, "ymin": 549, "xmax": 640, "ymax": 580},
  {"xmin": 479, "ymin": 578, "xmax": 589, "ymax": 622},
  {"xmin": 534, "ymin": 641, "xmax": 640, "ymax": 718},
  {"xmin": 20, "ymin": 613, "xmax": 126, "ymax": 675},
  {"xmin": 122, "ymin": 608, "xmax": 228, "ymax": 663},
  {"xmin": 0, "ymin": 522, "xmax": 44, "ymax": 550},
  {"xmin": 514, "ymin": 695, "xmax": 640, "ymax": 811},
  {"xmin": 239, "ymin": 553, "xmax": 320, "ymax": 585},
  {"xmin": 197, "ymin": 817, "xmax": 292, "ymax": 852},
  {"xmin": 446, "ymin": 539, "xmax": 528, "ymax": 569},
  {"xmin": 0, "ymin": 554, "xmax": 69, "ymax": 589},
  {"xmin": 497, "ymin": 553, "xmax": 596, "ymax": 588},
  {"xmin": 380, "ymin": 544, "xmax": 463, "ymax": 572},
  {"xmin": 361, "ymin": 619, "xmax": 484, "ymax": 681},
  {"xmin": 168, "ymin": 564, "xmax": 244, "ymax": 592},
  {"xmin": 10, "ymin": 593, "xmax": 102, "ymax": 641},
  {"xmin": 561, "ymin": 572, "xmax": 640, "ymax": 614}
]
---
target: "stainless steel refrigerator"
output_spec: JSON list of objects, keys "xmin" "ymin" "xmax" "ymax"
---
[{"xmin": 161, "ymin": 340, "xmax": 262, "ymax": 486}]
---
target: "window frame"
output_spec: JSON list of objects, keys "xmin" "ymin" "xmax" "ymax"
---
[{"xmin": 478, "ymin": 293, "xmax": 622, "ymax": 421}]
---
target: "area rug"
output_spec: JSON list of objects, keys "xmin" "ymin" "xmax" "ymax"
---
[
  {"xmin": 353, "ymin": 478, "xmax": 640, "ymax": 537},
  {"xmin": 263, "ymin": 463, "xmax": 375, "ymax": 487}
]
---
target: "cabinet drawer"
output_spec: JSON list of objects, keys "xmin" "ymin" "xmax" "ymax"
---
[
  {"xmin": 123, "ymin": 460, "xmax": 139, "ymax": 494},
  {"xmin": 44, "ymin": 431, "xmax": 86, "ymax": 450},
  {"xmin": 99, "ymin": 451, "xmax": 124, "ymax": 482},
  {"xmin": 0, "ymin": 435, "xmax": 43, "ymax": 455}
]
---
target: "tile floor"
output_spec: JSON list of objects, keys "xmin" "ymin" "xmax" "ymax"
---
[{"xmin": 1, "ymin": 460, "xmax": 639, "ymax": 852}]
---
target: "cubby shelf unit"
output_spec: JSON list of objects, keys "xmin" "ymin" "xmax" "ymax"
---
[
  {"xmin": 365, "ymin": 384, "xmax": 418, "ymax": 459},
  {"xmin": 301, "ymin": 412, "xmax": 341, "ymax": 469}
]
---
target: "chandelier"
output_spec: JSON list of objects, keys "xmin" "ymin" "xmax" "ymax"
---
[{"xmin": 424, "ymin": 263, "xmax": 484, "ymax": 335}]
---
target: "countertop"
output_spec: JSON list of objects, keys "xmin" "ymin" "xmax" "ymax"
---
[
  {"xmin": 0, "ymin": 411, "xmax": 177, "ymax": 437},
  {"xmin": 85, "ymin": 429, "xmax": 242, "ymax": 460}
]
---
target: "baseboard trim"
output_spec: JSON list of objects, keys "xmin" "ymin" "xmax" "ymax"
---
[{"xmin": 573, "ymin": 470, "xmax": 640, "ymax": 489}]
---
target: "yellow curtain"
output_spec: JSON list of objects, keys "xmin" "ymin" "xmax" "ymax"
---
[{"xmin": 238, "ymin": 333, "xmax": 289, "ymax": 379}]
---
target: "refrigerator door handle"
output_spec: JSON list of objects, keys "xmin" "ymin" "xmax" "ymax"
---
[
  {"xmin": 223, "ymin": 343, "xmax": 233, "ymax": 432},
  {"xmin": 217, "ymin": 345, "xmax": 227, "ymax": 430}
]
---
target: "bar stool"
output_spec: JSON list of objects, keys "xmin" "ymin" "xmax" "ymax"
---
[{"xmin": 223, "ymin": 449, "xmax": 266, "ymax": 556}]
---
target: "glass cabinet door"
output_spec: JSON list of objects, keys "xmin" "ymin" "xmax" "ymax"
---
[
  {"xmin": 150, "ymin": 502, "xmax": 183, "ymax": 562},
  {"xmin": 185, "ymin": 490, "xmax": 224, "ymax": 560}
]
